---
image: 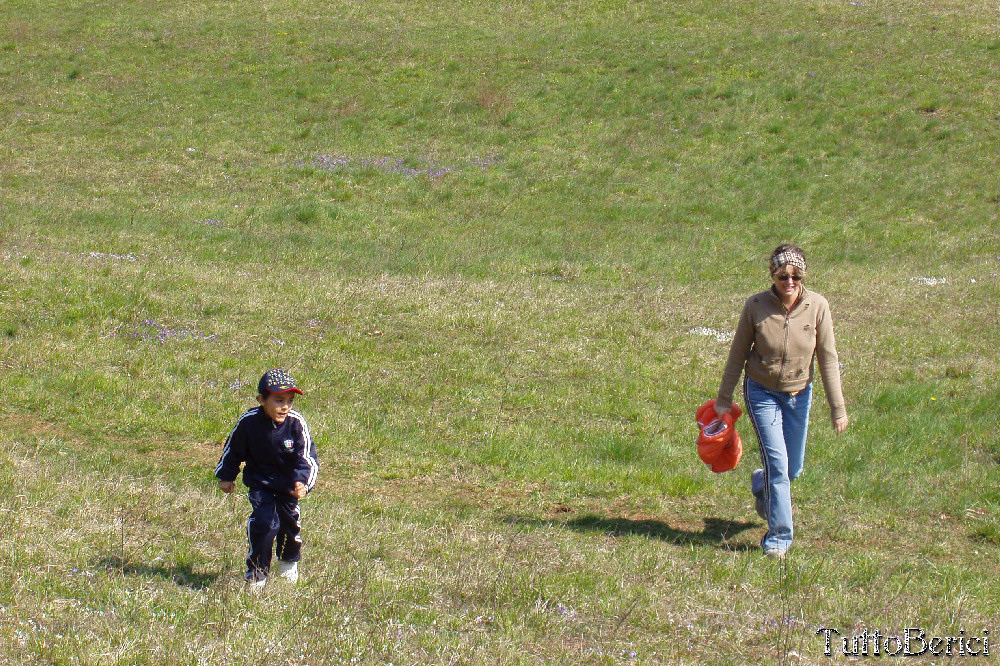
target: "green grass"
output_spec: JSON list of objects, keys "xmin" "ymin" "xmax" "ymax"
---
[{"xmin": 2, "ymin": 0, "xmax": 999, "ymax": 663}]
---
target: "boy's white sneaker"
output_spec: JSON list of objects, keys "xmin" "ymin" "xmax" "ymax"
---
[
  {"xmin": 245, "ymin": 573, "xmax": 267, "ymax": 594},
  {"xmin": 276, "ymin": 560, "xmax": 299, "ymax": 584}
]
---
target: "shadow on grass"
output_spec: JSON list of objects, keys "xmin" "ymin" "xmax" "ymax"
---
[
  {"xmin": 508, "ymin": 514, "xmax": 760, "ymax": 551},
  {"xmin": 95, "ymin": 556, "xmax": 220, "ymax": 590}
]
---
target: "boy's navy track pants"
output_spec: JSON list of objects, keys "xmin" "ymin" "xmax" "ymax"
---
[{"xmin": 246, "ymin": 487, "xmax": 301, "ymax": 578}]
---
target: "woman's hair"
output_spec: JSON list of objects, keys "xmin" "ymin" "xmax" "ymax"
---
[{"xmin": 769, "ymin": 244, "xmax": 807, "ymax": 275}]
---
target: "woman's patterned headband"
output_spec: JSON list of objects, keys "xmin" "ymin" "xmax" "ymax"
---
[{"xmin": 770, "ymin": 251, "xmax": 807, "ymax": 275}]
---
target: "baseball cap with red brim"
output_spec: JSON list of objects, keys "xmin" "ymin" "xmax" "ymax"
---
[{"xmin": 258, "ymin": 368, "xmax": 303, "ymax": 396}]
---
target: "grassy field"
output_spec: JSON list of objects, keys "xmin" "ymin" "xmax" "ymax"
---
[{"xmin": 2, "ymin": 0, "xmax": 999, "ymax": 663}]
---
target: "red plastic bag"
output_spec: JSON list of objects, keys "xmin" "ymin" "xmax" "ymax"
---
[{"xmin": 695, "ymin": 399, "xmax": 743, "ymax": 473}]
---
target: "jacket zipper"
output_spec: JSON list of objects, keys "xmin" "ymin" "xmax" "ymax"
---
[{"xmin": 778, "ymin": 302, "xmax": 793, "ymax": 379}]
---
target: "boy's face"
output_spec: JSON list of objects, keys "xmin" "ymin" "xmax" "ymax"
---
[{"xmin": 258, "ymin": 391, "xmax": 295, "ymax": 424}]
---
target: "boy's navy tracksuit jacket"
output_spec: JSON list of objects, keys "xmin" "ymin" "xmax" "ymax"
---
[{"xmin": 215, "ymin": 407, "xmax": 318, "ymax": 494}]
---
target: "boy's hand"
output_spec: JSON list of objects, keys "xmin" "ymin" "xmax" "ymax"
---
[
  {"xmin": 219, "ymin": 481, "xmax": 235, "ymax": 494},
  {"xmin": 291, "ymin": 482, "xmax": 308, "ymax": 499}
]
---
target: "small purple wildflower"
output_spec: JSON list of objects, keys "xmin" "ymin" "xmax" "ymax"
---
[
  {"xmin": 178, "ymin": 377, "xmax": 248, "ymax": 391},
  {"xmin": 113, "ymin": 319, "xmax": 217, "ymax": 344},
  {"xmin": 555, "ymin": 602, "xmax": 578, "ymax": 618},
  {"xmin": 174, "ymin": 377, "xmax": 248, "ymax": 390},
  {"xmin": 469, "ymin": 157, "xmax": 496, "ymax": 169},
  {"xmin": 762, "ymin": 616, "xmax": 800, "ymax": 630}
]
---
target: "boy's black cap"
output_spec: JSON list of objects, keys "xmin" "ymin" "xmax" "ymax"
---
[{"xmin": 258, "ymin": 368, "xmax": 303, "ymax": 396}]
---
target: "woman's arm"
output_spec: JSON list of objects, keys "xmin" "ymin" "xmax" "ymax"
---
[
  {"xmin": 715, "ymin": 302, "xmax": 754, "ymax": 415},
  {"xmin": 815, "ymin": 299, "xmax": 848, "ymax": 429}
]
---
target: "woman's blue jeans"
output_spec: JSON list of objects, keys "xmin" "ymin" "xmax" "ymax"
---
[{"xmin": 744, "ymin": 377, "xmax": 812, "ymax": 554}]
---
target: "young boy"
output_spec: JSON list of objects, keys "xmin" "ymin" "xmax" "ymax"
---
[{"xmin": 216, "ymin": 369, "xmax": 319, "ymax": 591}]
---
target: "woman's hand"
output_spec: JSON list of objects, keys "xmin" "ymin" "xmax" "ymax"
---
[
  {"xmin": 219, "ymin": 481, "xmax": 235, "ymax": 494},
  {"xmin": 291, "ymin": 482, "xmax": 308, "ymax": 499},
  {"xmin": 832, "ymin": 415, "xmax": 849, "ymax": 435},
  {"xmin": 713, "ymin": 403, "xmax": 732, "ymax": 419}
]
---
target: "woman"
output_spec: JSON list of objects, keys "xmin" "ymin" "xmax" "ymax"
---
[{"xmin": 715, "ymin": 244, "xmax": 849, "ymax": 559}]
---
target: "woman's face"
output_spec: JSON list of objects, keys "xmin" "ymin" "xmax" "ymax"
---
[{"xmin": 771, "ymin": 265, "xmax": 803, "ymax": 300}]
